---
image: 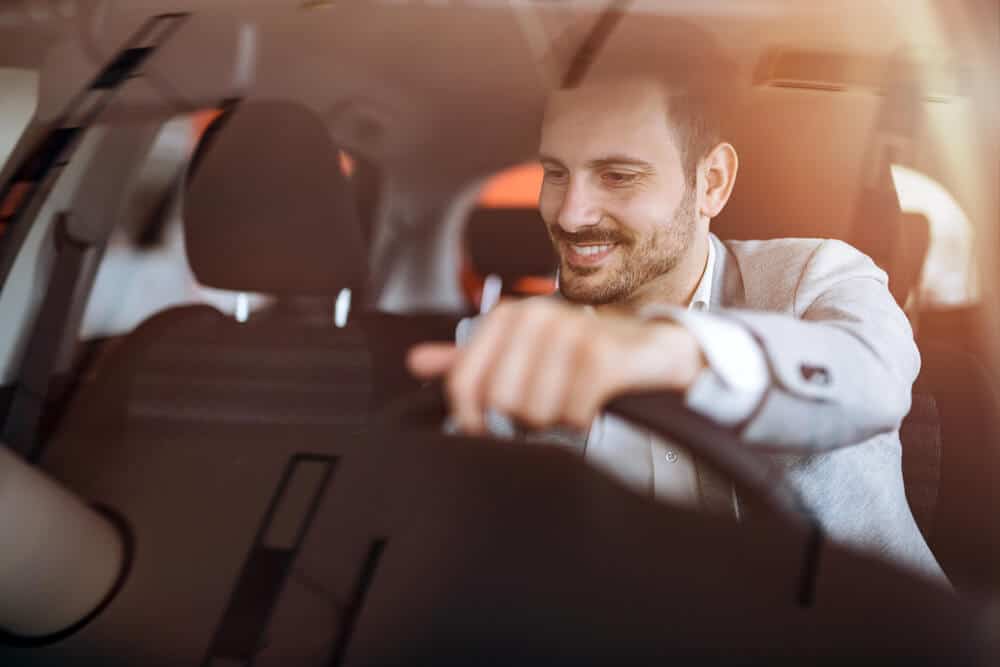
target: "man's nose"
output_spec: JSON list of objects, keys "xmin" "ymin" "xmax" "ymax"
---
[{"xmin": 555, "ymin": 178, "xmax": 602, "ymax": 232}]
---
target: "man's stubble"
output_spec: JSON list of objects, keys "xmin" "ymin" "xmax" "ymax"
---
[{"xmin": 553, "ymin": 186, "xmax": 697, "ymax": 306}]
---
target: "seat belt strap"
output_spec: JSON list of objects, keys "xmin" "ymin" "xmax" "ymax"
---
[
  {"xmin": 2, "ymin": 214, "xmax": 91, "ymax": 461},
  {"xmin": 0, "ymin": 14, "xmax": 193, "ymax": 461}
]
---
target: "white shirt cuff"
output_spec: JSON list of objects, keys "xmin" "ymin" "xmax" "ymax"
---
[{"xmin": 639, "ymin": 305, "xmax": 770, "ymax": 426}]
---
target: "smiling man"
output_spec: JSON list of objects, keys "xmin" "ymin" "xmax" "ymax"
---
[{"xmin": 408, "ymin": 38, "xmax": 943, "ymax": 580}]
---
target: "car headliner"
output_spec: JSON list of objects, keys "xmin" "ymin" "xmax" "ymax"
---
[{"xmin": 0, "ymin": 0, "xmax": 997, "ymax": 323}]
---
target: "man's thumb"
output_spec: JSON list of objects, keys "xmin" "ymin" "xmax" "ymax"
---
[{"xmin": 407, "ymin": 343, "xmax": 459, "ymax": 379}]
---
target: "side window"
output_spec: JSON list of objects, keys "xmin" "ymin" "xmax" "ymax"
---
[
  {"xmin": 462, "ymin": 163, "xmax": 555, "ymax": 310},
  {"xmin": 891, "ymin": 164, "xmax": 978, "ymax": 309},
  {"xmin": 81, "ymin": 111, "xmax": 276, "ymax": 339},
  {"xmin": 0, "ymin": 68, "xmax": 37, "ymax": 175}
]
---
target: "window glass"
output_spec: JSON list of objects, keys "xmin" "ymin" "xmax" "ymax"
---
[
  {"xmin": 891, "ymin": 164, "xmax": 979, "ymax": 308},
  {"xmin": 0, "ymin": 68, "xmax": 37, "ymax": 174}
]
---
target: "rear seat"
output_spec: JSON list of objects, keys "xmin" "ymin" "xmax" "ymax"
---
[{"xmin": 52, "ymin": 100, "xmax": 459, "ymax": 443}]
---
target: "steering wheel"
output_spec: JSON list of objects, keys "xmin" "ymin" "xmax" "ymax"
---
[{"xmin": 377, "ymin": 382, "xmax": 816, "ymax": 531}]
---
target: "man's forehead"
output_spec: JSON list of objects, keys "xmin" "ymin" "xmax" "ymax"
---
[{"xmin": 540, "ymin": 77, "xmax": 678, "ymax": 165}]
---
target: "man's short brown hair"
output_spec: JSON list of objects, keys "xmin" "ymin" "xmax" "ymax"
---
[{"xmin": 558, "ymin": 16, "xmax": 737, "ymax": 184}]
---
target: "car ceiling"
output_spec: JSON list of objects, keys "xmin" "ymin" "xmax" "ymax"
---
[
  {"xmin": 1, "ymin": 0, "xmax": 997, "ymax": 343},
  {"xmin": 1, "ymin": 1, "xmax": 994, "ymax": 172},
  {"xmin": 0, "ymin": 1, "xmax": 996, "ymax": 250}
]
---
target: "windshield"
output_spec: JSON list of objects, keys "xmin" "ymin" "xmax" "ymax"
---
[{"xmin": 0, "ymin": 1, "xmax": 997, "ymax": 662}]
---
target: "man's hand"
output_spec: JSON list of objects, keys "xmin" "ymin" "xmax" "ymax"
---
[{"xmin": 407, "ymin": 299, "xmax": 706, "ymax": 435}]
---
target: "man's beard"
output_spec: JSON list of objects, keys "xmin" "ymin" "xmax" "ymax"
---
[{"xmin": 550, "ymin": 188, "xmax": 697, "ymax": 306}]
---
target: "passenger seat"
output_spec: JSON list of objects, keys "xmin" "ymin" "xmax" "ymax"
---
[{"xmin": 52, "ymin": 100, "xmax": 458, "ymax": 446}]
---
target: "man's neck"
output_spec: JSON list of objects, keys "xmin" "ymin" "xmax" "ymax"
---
[{"xmin": 596, "ymin": 233, "xmax": 711, "ymax": 314}]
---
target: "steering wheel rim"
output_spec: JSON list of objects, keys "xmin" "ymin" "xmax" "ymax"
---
[{"xmin": 377, "ymin": 382, "xmax": 815, "ymax": 529}]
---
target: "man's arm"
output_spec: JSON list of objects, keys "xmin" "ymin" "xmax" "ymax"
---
[
  {"xmin": 701, "ymin": 239, "xmax": 919, "ymax": 451},
  {"xmin": 408, "ymin": 240, "xmax": 918, "ymax": 452}
]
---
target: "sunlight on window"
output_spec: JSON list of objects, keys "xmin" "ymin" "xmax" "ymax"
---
[
  {"xmin": 891, "ymin": 164, "xmax": 978, "ymax": 307},
  {"xmin": 0, "ymin": 69, "xmax": 37, "ymax": 174}
]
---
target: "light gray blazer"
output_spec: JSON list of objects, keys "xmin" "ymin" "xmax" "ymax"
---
[
  {"xmin": 462, "ymin": 233, "xmax": 945, "ymax": 582},
  {"xmin": 693, "ymin": 233, "xmax": 942, "ymax": 580}
]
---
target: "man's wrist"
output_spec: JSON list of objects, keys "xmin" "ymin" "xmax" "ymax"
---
[
  {"xmin": 640, "ymin": 322, "xmax": 707, "ymax": 391},
  {"xmin": 637, "ymin": 306, "xmax": 770, "ymax": 426}
]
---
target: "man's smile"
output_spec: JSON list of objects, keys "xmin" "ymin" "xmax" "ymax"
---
[{"xmin": 564, "ymin": 242, "xmax": 618, "ymax": 268}]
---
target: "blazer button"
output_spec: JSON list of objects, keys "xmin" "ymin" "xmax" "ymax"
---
[{"xmin": 800, "ymin": 364, "xmax": 831, "ymax": 386}]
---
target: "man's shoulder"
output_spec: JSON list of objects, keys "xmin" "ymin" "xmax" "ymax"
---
[
  {"xmin": 721, "ymin": 236, "xmax": 823, "ymax": 263},
  {"xmin": 716, "ymin": 236, "xmax": 881, "ymax": 310},
  {"xmin": 719, "ymin": 236, "xmax": 873, "ymax": 278}
]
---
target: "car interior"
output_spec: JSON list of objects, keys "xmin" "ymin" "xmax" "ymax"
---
[{"xmin": 0, "ymin": 1, "xmax": 998, "ymax": 664}]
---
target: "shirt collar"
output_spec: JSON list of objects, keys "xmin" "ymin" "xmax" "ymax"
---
[{"xmin": 688, "ymin": 237, "xmax": 715, "ymax": 312}]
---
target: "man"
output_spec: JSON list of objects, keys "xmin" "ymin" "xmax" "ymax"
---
[{"xmin": 408, "ymin": 53, "xmax": 943, "ymax": 580}]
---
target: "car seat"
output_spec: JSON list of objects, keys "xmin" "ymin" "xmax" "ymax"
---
[{"xmin": 48, "ymin": 100, "xmax": 459, "ymax": 452}]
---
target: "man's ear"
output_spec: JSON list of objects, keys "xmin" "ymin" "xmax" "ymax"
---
[{"xmin": 698, "ymin": 142, "xmax": 738, "ymax": 219}]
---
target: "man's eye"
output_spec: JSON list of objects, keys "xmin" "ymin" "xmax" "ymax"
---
[
  {"xmin": 544, "ymin": 169, "xmax": 568, "ymax": 182},
  {"xmin": 601, "ymin": 171, "xmax": 637, "ymax": 186}
]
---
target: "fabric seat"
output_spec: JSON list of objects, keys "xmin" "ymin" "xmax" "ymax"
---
[{"xmin": 51, "ymin": 101, "xmax": 459, "ymax": 451}]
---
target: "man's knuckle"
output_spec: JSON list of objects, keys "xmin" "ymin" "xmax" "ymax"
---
[
  {"xmin": 447, "ymin": 371, "xmax": 472, "ymax": 404},
  {"xmin": 576, "ymin": 338, "xmax": 603, "ymax": 371},
  {"xmin": 489, "ymin": 385, "xmax": 519, "ymax": 415}
]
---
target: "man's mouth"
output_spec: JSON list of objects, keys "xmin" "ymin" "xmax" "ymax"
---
[{"xmin": 564, "ymin": 242, "xmax": 617, "ymax": 267}]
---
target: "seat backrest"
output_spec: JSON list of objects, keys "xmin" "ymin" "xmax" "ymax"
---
[{"xmin": 914, "ymin": 340, "xmax": 1000, "ymax": 595}]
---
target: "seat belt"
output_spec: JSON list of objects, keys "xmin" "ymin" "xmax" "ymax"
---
[
  {"xmin": 0, "ymin": 14, "xmax": 202, "ymax": 462},
  {"xmin": 2, "ymin": 214, "xmax": 93, "ymax": 461}
]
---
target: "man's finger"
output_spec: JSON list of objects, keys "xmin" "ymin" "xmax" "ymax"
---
[
  {"xmin": 448, "ymin": 304, "xmax": 519, "ymax": 434},
  {"xmin": 407, "ymin": 343, "xmax": 460, "ymax": 379},
  {"xmin": 485, "ymin": 306, "xmax": 553, "ymax": 417},
  {"xmin": 517, "ymin": 317, "xmax": 580, "ymax": 428}
]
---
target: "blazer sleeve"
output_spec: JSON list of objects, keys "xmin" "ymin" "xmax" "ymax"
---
[{"xmin": 683, "ymin": 239, "xmax": 919, "ymax": 452}]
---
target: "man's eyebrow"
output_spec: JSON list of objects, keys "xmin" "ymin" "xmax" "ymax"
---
[
  {"xmin": 586, "ymin": 155, "xmax": 655, "ymax": 170},
  {"xmin": 538, "ymin": 154, "xmax": 655, "ymax": 171},
  {"xmin": 537, "ymin": 154, "xmax": 565, "ymax": 167}
]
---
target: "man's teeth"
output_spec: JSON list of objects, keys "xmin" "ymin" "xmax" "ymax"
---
[{"xmin": 572, "ymin": 244, "xmax": 613, "ymax": 256}]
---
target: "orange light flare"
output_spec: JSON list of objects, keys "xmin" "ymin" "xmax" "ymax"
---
[
  {"xmin": 191, "ymin": 108, "xmax": 224, "ymax": 141},
  {"xmin": 339, "ymin": 150, "xmax": 355, "ymax": 178}
]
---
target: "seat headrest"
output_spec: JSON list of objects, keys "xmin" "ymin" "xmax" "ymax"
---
[
  {"xmin": 466, "ymin": 208, "xmax": 557, "ymax": 283},
  {"xmin": 184, "ymin": 101, "xmax": 368, "ymax": 296}
]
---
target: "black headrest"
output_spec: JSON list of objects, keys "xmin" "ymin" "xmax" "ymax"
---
[
  {"xmin": 184, "ymin": 101, "xmax": 368, "ymax": 296},
  {"xmin": 465, "ymin": 208, "xmax": 557, "ymax": 282}
]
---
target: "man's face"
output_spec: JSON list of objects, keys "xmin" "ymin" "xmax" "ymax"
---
[{"xmin": 539, "ymin": 78, "xmax": 699, "ymax": 306}]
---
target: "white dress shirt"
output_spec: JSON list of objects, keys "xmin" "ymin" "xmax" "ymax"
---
[
  {"xmin": 639, "ymin": 238, "xmax": 769, "ymax": 426},
  {"xmin": 584, "ymin": 239, "xmax": 769, "ymax": 509}
]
